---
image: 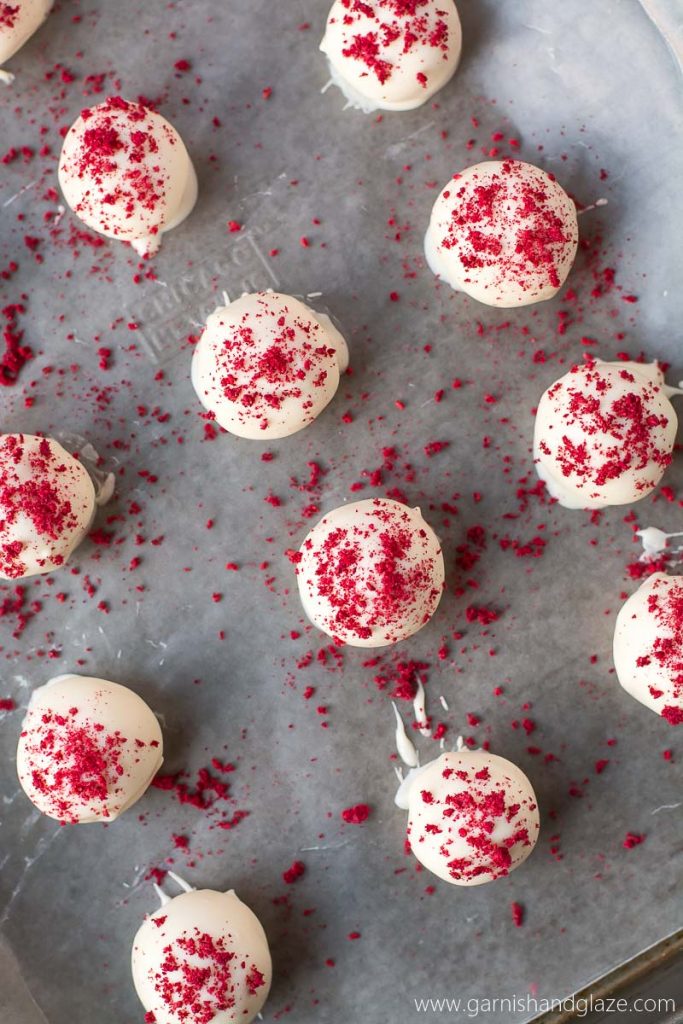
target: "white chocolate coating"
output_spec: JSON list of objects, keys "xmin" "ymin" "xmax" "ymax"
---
[
  {"xmin": 16, "ymin": 674, "xmax": 163, "ymax": 823},
  {"xmin": 534, "ymin": 360, "xmax": 678, "ymax": 509},
  {"xmin": 0, "ymin": 433, "xmax": 96, "ymax": 579},
  {"xmin": 191, "ymin": 291, "xmax": 348, "ymax": 440},
  {"xmin": 295, "ymin": 497, "xmax": 444, "ymax": 647},
  {"xmin": 613, "ymin": 573, "xmax": 683, "ymax": 725},
  {"xmin": 321, "ymin": 0, "xmax": 461, "ymax": 112},
  {"xmin": 132, "ymin": 889, "xmax": 272, "ymax": 1024},
  {"xmin": 396, "ymin": 750, "xmax": 539, "ymax": 885},
  {"xmin": 0, "ymin": 0, "xmax": 52, "ymax": 76},
  {"xmin": 58, "ymin": 96, "xmax": 197, "ymax": 257},
  {"xmin": 425, "ymin": 160, "xmax": 578, "ymax": 306}
]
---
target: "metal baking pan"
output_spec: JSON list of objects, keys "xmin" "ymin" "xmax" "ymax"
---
[{"xmin": 0, "ymin": 1, "xmax": 681, "ymax": 1022}]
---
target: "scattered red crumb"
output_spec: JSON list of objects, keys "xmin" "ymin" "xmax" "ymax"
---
[
  {"xmin": 1, "ymin": 302, "xmax": 33, "ymax": 385},
  {"xmin": 511, "ymin": 901, "xmax": 524, "ymax": 927},
  {"xmin": 623, "ymin": 832, "xmax": 645, "ymax": 849},
  {"xmin": 283, "ymin": 860, "xmax": 306, "ymax": 884},
  {"xmin": 424, "ymin": 440, "xmax": 449, "ymax": 458},
  {"xmin": 341, "ymin": 803, "xmax": 371, "ymax": 825},
  {"xmin": 145, "ymin": 867, "xmax": 167, "ymax": 886},
  {"xmin": 151, "ymin": 762, "xmax": 232, "ymax": 810}
]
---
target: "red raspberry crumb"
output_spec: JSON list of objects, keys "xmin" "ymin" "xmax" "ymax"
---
[
  {"xmin": 283, "ymin": 860, "xmax": 306, "ymax": 884},
  {"xmin": 511, "ymin": 902, "xmax": 524, "ymax": 927},
  {"xmin": 341, "ymin": 803, "xmax": 371, "ymax": 825}
]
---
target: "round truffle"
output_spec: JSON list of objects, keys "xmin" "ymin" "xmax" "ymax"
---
[
  {"xmin": 295, "ymin": 497, "xmax": 444, "ymax": 647},
  {"xmin": 16, "ymin": 674, "xmax": 163, "ymax": 823},
  {"xmin": 0, "ymin": 433, "xmax": 96, "ymax": 579},
  {"xmin": 0, "ymin": 0, "xmax": 52, "ymax": 78},
  {"xmin": 191, "ymin": 291, "xmax": 348, "ymax": 440},
  {"xmin": 58, "ymin": 96, "xmax": 197, "ymax": 257},
  {"xmin": 614, "ymin": 572, "xmax": 683, "ymax": 725},
  {"xmin": 396, "ymin": 750, "xmax": 540, "ymax": 885},
  {"xmin": 424, "ymin": 160, "xmax": 578, "ymax": 306},
  {"xmin": 320, "ymin": 0, "xmax": 462, "ymax": 112},
  {"xmin": 132, "ymin": 888, "xmax": 272, "ymax": 1024},
  {"xmin": 534, "ymin": 359, "xmax": 678, "ymax": 509}
]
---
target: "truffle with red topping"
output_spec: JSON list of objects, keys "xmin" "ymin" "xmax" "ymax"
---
[
  {"xmin": 320, "ymin": 0, "xmax": 461, "ymax": 112},
  {"xmin": 191, "ymin": 291, "xmax": 349, "ymax": 440},
  {"xmin": 396, "ymin": 750, "xmax": 540, "ymax": 885},
  {"xmin": 534, "ymin": 359, "xmax": 679, "ymax": 509},
  {"xmin": 0, "ymin": 433, "xmax": 96, "ymax": 579},
  {"xmin": 614, "ymin": 573, "xmax": 683, "ymax": 725},
  {"xmin": 0, "ymin": 0, "xmax": 52, "ymax": 81},
  {"xmin": 58, "ymin": 96, "xmax": 197, "ymax": 257},
  {"xmin": 425, "ymin": 160, "xmax": 578, "ymax": 306},
  {"xmin": 295, "ymin": 497, "xmax": 445, "ymax": 647},
  {"xmin": 16, "ymin": 674, "xmax": 163, "ymax": 824},
  {"xmin": 132, "ymin": 888, "xmax": 272, "ymax": 1024}
]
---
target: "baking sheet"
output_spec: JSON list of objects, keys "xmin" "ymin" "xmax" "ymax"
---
[{"xmin": 0, "ymin": 1, "xmax": 682, "ymax": 1022}]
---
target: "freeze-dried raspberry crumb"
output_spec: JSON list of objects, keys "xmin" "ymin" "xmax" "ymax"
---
[
  {"xmin": 511, "ymin": 901, "xmax": 524, "ymax": 927},
  {"xmin": 283, "ymin": 860, "xmax": 306, "ymax": 884},
  {"xmin": 341, "ymin": 803, "xmax": 371, "ymax": 825}
]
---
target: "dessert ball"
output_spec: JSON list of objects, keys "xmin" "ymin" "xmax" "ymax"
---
[
  {"xmin": 191, "ymin": 291, "xmax": 348, "ymax": 440},
  {"xmin": 534, "ymin": 359, "xmax": 678, "ymax": 509},
  {"xmin": 614, "ymin": 573, "xmax": 683, "ymax": 725},
  {"xmin": 0, "ymin": 0, "xmax": 52, "ymax": 80},
  {"xmin": 58, "ymin": 96, "xmax": 197, "ymax": 257},
  {"xmin": 396, "ymin": 750, "xmax": 540, "ymax": 885},
  {"xmin": 0, "ymin": 433, "xmax": 96, "ymax": 579},
  {"xmin": 16, "ymin": 674, "xmax": 163, "ymax": 823},
  {"xmin": 320, "ymin": 0, "xmax": 462, "ymax": 112},
  {"xmin": 295, "ymin": 497, "xmax": 444, "ymax": 647},
  {"xmin": 132, "ymin": 888, "xmax": 272, "ymax": 1024},
  {"xmin": 425, "ymin": 160, "xmax": 578, "ymax": 306}
]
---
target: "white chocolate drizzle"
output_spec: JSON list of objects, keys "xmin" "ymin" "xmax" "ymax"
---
[
  {"xmin": 392, "ymin": 702, "xmax": 418, "ymax": 768},
  {"xmin": 636, "ymin": 526, "xmax": 683, "ymax": 562}
]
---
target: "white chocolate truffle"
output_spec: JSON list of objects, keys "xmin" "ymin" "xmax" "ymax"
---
[
  {"xmin": 58, "ymin": 96, "xmax": 197, "ymax": 257},
  {"xmin": 0, "ymin": 433, "xmax": 96, "ymax": 579},
  {"xmin": 132, "ymin": 889, "xmax": 272, "ymax": 1024},
  {"xmin": 425, "ymin": 160, "xmax": 578, "ymax": 306},
  {"xmin": 0, "ymin": 0, "xmax": 52, "ymax": 80},
  {"xmin": 534, "ymin": 359, "xmax": 678, "ymax": 509},
  {"xmin": 396, "ymin": 750, "xmax": 539, "ymax": 885},
  {"xmin": 191, "ymin": 291, "xmax": 349, "ymax": 440},
  {"xmin": 614, "ymin": 573, "xmax": 683, "ymax": 725},
  {"xmin": 320, "ymin": 0, "xmax": 461, "ymax": 112},
  {"xmin": 295, "ymin": 497, "xmax": 444, "ymax": 647},
  {"xmin": 16, "ymin": 674, "xmax": 163, "ymax": 823}
]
